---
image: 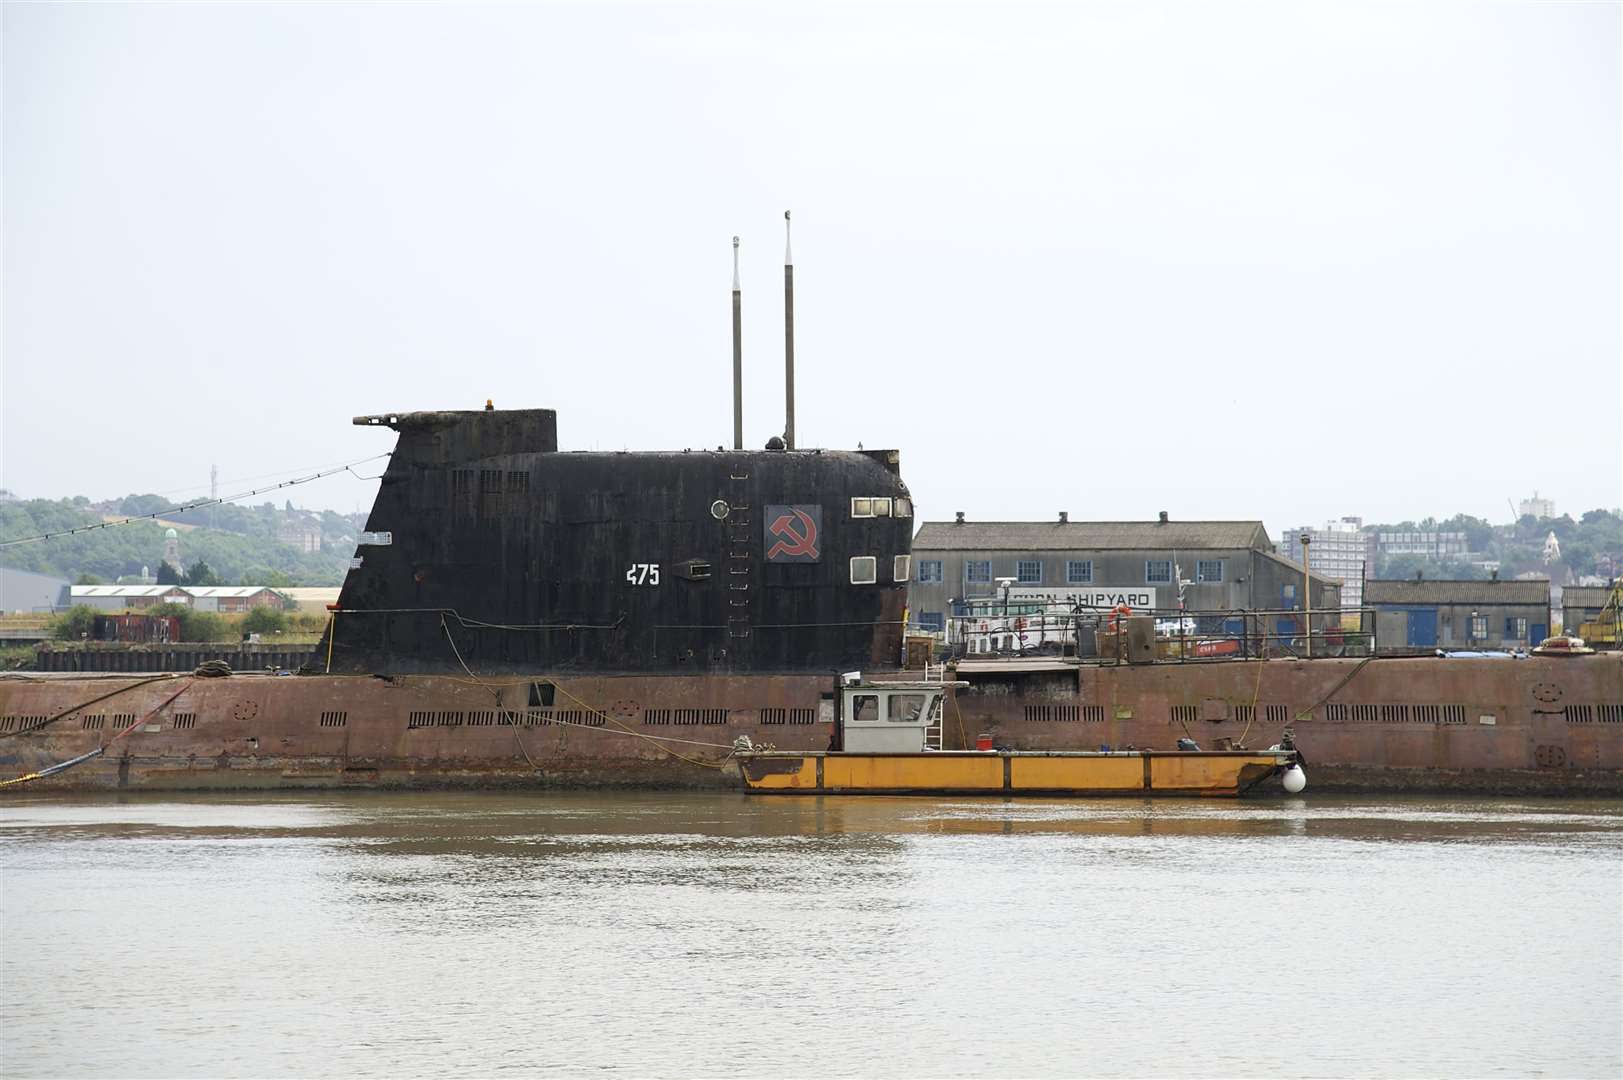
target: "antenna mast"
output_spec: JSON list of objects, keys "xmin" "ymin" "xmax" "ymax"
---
[
  {"xmin": 731, "ymin": 236, "xmax": 743, "ymax": 450},
  {"xmin": 783, "ymin": 210, "xmax": 795, "ymax": 450}
]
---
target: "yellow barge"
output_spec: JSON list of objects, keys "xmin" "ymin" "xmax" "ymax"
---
[{"xmin": 734, "ymin": 678, "xmax": 1303, "ymax": 798}]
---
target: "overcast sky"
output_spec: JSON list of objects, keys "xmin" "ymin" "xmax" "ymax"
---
[{"xmin": 4, "ymin": 2, "xmax": 1619, "ymax": 539}]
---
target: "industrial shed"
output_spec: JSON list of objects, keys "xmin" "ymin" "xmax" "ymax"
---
[{"xmin": 1365, "ymin": 578, "xmax": 1550, "ymax": 654}]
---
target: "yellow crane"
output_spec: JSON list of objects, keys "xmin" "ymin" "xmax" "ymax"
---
[{"xmin": 1578, "ymin": 580, "xmax": 1622, "ymax": 648}]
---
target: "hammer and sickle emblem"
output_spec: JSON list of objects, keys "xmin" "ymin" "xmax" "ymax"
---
[{"xmin": 767, "ymin": 509, "xmax": 819, "ymax": 560}]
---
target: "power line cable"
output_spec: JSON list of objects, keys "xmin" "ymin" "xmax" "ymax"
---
[{"xmin": 0, "ymin": 454, "xmax": 390, "ymax": 548}]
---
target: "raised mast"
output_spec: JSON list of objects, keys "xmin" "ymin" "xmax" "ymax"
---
[
  {"xmin": 731, "ymin": 236, "xmax": 743, "ymax": 450},
  {"xmin": 783, "ymin": 210, "xmax": 795, "ymax": 450}
]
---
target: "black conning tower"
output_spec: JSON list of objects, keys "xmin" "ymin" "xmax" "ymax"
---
[{"xmin": 321, "ymin": 408, "xmax": 912, "ymax": 675}]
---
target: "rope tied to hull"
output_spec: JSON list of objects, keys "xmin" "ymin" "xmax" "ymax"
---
[
  {"xmin": 437, "ymin": 616, "xmax": 736, "ymax": 770},
  {"xmin": 0, "ymin": 680, "xmax": 195, "ymax": 789}
]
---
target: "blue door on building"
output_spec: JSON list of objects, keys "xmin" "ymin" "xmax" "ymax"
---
[
  {"xmin": 1531, "ymin": 623, "xmax": 1547, "ymax": 644},
  {"xmin": 1407, "ymin": 609, "xmax": 1438, "ymax": 647}
]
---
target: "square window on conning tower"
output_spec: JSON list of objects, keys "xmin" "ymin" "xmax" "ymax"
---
[
  {"xmin": 851, "ymin": 498, "xmax": 873, "ymax": 518},
  {"xmin": 850, "ymin": 556, "xmax": 877, "ymax": 585}
]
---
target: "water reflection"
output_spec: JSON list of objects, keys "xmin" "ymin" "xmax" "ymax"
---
[{"xmin": 3, "ymin": 792, "xmax": 1620, "ymax": 1078}]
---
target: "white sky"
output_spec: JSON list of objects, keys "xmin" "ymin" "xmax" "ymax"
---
[{"xmin": 4, "ymin": 2, "xmax": 1619, "ymax": 539}]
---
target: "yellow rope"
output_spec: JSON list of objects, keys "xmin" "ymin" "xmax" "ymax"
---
[{"xmin": 1234, "ymin": 657, "xmax": 1268, "ymax": 748}]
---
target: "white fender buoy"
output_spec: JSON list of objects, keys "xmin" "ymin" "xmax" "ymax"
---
[{"xmin": 1282, "ymin": 764, "xmax": 1307, "ymax": 794}]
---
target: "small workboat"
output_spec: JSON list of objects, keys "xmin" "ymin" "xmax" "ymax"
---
[{"xmin": 733, "ymin": 677, "xmax": 1304, "ymax": 797}]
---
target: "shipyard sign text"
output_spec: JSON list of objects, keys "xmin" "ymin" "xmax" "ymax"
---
[{"xmin": 1008, "ymin": 587, "xmax": 1157, "ymax": 609}]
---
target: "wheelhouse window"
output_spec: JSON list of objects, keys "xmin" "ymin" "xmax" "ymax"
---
[
  {"xmin": 850, "ymin": 694, "xmax": 879, "ymax": 723},
  {"xmin": 887, "ymin": 694, "xmax": 927, "ymax": 723},
  {"xmin": 893, "ymin": 555, "xmax": 911, "ymax": 582},
  {"xmin": 849, "ymin": 556, "xmax": 877, "ymax": 585},
  {"xmin": 1146, "ymin": 560, "xmax": 1172, "ymax": 584},
  {"xmin": 1196, "ymin": 560, "xmax": 1224, "ymax": 583},
  {"xmin": 917, "ymin": 560, "xmax": 943, "ymax": 583},
  {"xmin": 965, "ymin": 560, "xmax": 991, "ymax": 584},
  {"xmin": 1066, "ymin": 560, "xmax": 1093, "ymax": 584},
  {"xmin": 1017, "ymin": 560, "xmax": 1042, "ymax": 584}
]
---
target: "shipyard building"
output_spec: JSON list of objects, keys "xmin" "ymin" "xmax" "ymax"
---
[
  {"xmin": 1282, "ymin": 517, "xmax": 1374, "ymax": 608},
  {"xmin": 908, "ymin": 513, "xmax": 1341, "ymax": 636},
  {"xmin": 1561, "ymin": 585, "xmax": 1614, "ymax": 635},
  {"xmin": 1364, "ymin": 578, "xmax": 1550, "ymax": 653}
]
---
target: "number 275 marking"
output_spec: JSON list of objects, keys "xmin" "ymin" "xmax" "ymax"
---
[{"xmin": 625, "ymin": 563, "xmax": 660, "ymax": 586}]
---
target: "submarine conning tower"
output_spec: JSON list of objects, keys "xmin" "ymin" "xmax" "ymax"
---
[{"xmin": 322, "ymin": 407, "xmax": 913, "ymax": 676}]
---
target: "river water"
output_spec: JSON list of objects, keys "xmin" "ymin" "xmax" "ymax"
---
[{"xmin": 2, "ymin": 792, "xmax": 1619, "ymax": 1079}]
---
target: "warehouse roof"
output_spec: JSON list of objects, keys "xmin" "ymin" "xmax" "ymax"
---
[
  {"xmin": 71, "ymin": 585, "xmax": 180, "ymax": 597},
  {"xmin": 1365, "ymin": 579, "xmax": 1550, "ymax": 605},
  {"xmin": 913, "ymin": 520, "xmax": 1271, "ymax": 552},
  {"xmin": 1561, "ymin": 586, "xmax": 1613, "ymax": 607},
  {"xmin": 1254, "ymin": 549, "xmax": 1344, "ymax": 593}
]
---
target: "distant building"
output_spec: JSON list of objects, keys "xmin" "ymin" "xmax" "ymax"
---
[
  {"xmin": 69, "ymin": 585, "xmax": 190, "ymax": 611},
  {"xmin": 1365, "ymin": 578, "xmax": 1550, "ymax": 653},
  {"xmin": 1281, "ymin": 518, "xmax": 1374, "ymax": 608},
  {"xmin": 0, "ymin": 567, "xmax": 71, "ymax": 613},
  {"xmin": 1374, "ymin": 529, "xmax": 1469, "ymax": 560},
  {"xmin": 176, "ymin": 586, "xmax": 287, "ymax": 613},
  {"xmin": 1561, "ymin": 585, "xmax": 1614, "ymax": 635},
  {"xmin": 278, "ymin": 515, "xmax": 323, "ymax": 553},
  {"xmin": 909, "ymin": 513, "xmax": 1341, "ymax": 641},
  {"xmin": 1518, "ymin": 492, "xmax": 1556, "ymax": 520},
  {"xmin": 68, "ymin": 585, "xmax": 287, "ymax": 613},
  {"xmin": 162, "ymin": 527, "xmax": 182, "ymax": 572}
]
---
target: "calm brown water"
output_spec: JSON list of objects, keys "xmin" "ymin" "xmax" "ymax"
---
[{"xmin": 2, "ymin": 792, "xmax": 1620, "ymax": 1079}]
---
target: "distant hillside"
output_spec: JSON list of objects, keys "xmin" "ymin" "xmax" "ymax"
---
[
  {"xmin": 0, "ymin": 495, "xmax": 358, "ymax": 586},
  {"xmin": 1366, "ymin": 509, "xmax": 1622, "ymax": 583}
]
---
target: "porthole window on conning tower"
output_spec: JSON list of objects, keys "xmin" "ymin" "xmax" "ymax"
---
[{"xmin": 711, "ymin": 500, "xmax": 730, "ymax": 520}]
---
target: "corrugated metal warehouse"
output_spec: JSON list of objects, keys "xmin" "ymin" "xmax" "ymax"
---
[
  {"xmin": 1364, "ymin": 578, "xmax": 1550, "ymax": 653},
  {"xmin": 908, "ymin": 513, "xmax": 1341, "ymax": 639}
]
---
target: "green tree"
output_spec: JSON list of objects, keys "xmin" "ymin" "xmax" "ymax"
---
[
  {"xmin": 241, "ymin": 606, "xmax": 288, "ymax": 634},
  {"xmin": 73, "ymin": 573, "xmax": 104, "ymax": 585},
  {"xmin": 118, "ymin": 494, "xmax": 177, "ymax": 517},
  {"xmin": 156, "ymin": 562, "xmax": 182, "ymax": 585},
  {"xmin": 50, "ymin": 605, "xmax": 99, "ymax": 641},
  {"xmin": 147, "ymin": 602, "xmax": 231, "ymax": 642},
  {"xmin": 183, "ymin": 560, "xmax": 222, "ymax": 587}
]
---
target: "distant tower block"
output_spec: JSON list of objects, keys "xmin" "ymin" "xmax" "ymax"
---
[{"xmin": 163, "ymin": 527, "xmax": 181, "ymax": 571}]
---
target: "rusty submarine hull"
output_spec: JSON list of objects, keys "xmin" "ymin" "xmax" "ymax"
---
[{"xmin": 3, "ymin": 406, "xmax": 1620, "ymax": 794}]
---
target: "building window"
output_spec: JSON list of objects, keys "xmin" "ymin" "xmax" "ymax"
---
[
  {"xmin": 893, "ymin": 555, "xmax": 911, "ymax": 583},
  {"xmin": 1146, "ymin": 560, "xmax": 1172, "ymax": 584},
  {"xmin": 1017, "ymin": 560, "xmax": 1042, "ymax": 584},
  {"xmin": 965, "ymin": 560, "xmax": 991, "ymax": 584},
  {"xmin": 1282, "ymin": 583, "xmax": 1297, "ymax": 607},
  {"xmin": 1505, "ymin": 616, "xmax": 1528, "ymax": 640},
  {"xmin": 1470, "ymin": 615, "xmax": 1488, "ymax": 640},
  {"xmin": 1196, "ymin": 560, "xmax": 1223, "ymax": 583},
  {"xmin": 850, "ymin": 557, "xmax": 876, "ymax": 585},
  {"xmin": 1066, "ymin": 560, "xmax": 1093, "ymax": 584},
  {"xmin": 918, "ymin": 612, "xmax": 945, "ymax": 633},
  {"xmin": 917, "ymin": 560, "xmax": 943, "ymax": 583}
]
